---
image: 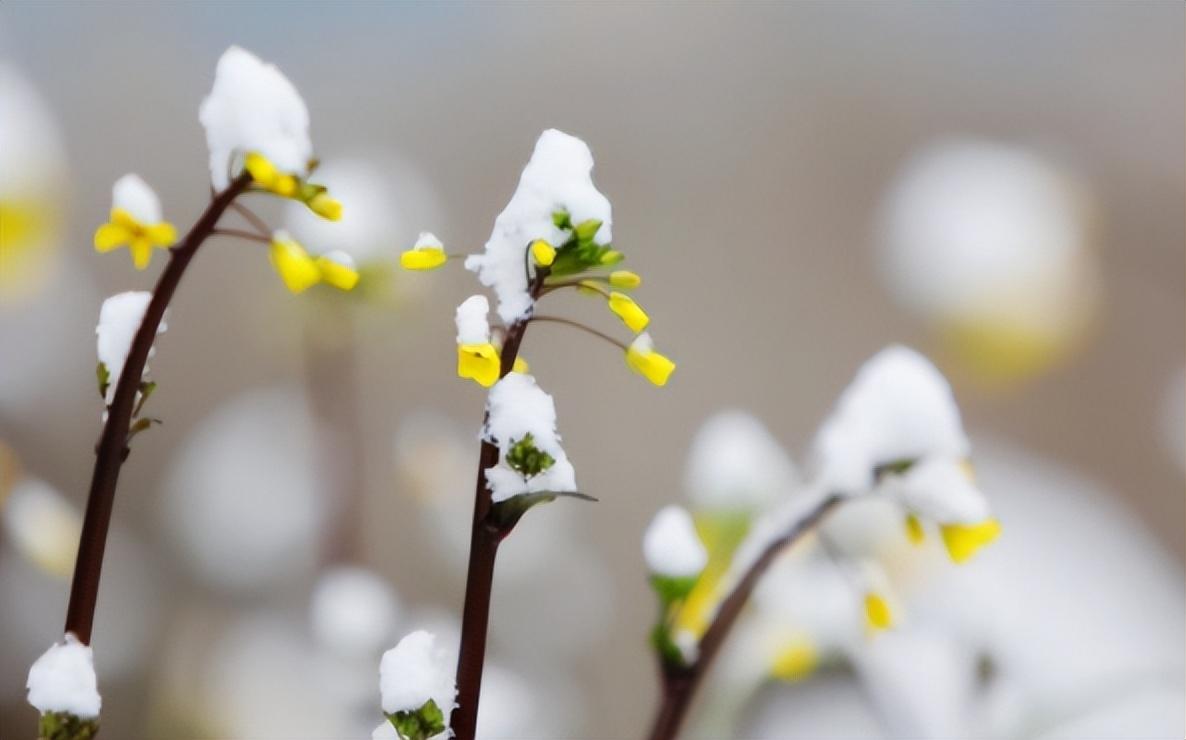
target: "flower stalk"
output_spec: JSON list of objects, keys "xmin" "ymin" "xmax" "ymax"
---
[{"xmin": 63, "ymin": 172, "xmax": 251, "ymax": 644}]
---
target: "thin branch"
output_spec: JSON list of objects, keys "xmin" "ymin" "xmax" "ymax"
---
[
  {"xmin": 647, "ymin": 493, "xmax": 845, "ymax": 740},
  {"xmin": 63, "ymin": 173, "xmax": 252, "ymax": 645},
  {"xmin": 228, "ymin": 200, "xmax": 271, "ymax": 238},
  {"xmin": 211, "ymin": 227, "xmax": 270, "ymax": 244},
  {"xmin": 528, "ymin": 315, "xmax": 628, "ymax": 351}
]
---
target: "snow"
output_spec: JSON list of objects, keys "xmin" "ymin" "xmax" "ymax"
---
[
  {"xmin": 26, "ymin": 633, "xmax": 101, "ymax": 718},
  {"xmin": 643, "ymin": 505, "xmax": 708, "ymax": 578},
  {"xmin": 414, "ymin": 232, "xmax": 444, "ymax": 250},
  {"xmin": 111, "ymin": 174, "xmax": 162, "ymax": 224},
  {"xmin": 812, "ymin": 345, "xmax": 969, "ymax": 493},
  {"xmin": 455, "ymin": 295, "xmax": 491, "ymax": 345},
  {"xmin": 482, "ymin": 373, "xmax": 577, "ymax": 502},
  {"xmin": 378, "ymin": 630, "xmax": 456, "ymax": 715},
  {"xmin": 465, "ymin": 129, "xmax": 612, "ymax": 324},
  {"xmin": 880, "ymin": 458, "xmax": 990, "ymax": 525},
  {"xmin": 309, "ymin": 566, "xmax": 400, "ymax": 656},
  {"xmin": 684, "ymin": 411, "xmax": 797, "ymax": 512},
  {"xmin": 96, "ymin": 291, "xmax": 164, "ymax": 404},
  {"xmin": 200, "ymin": 46, "xmax": 312, "ymax": 192}
]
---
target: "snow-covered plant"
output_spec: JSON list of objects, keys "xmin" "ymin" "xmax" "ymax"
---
[
  {"xmin": 376, "ymin": 631, "xmax": 457, "ymax": 740},
  {"xmin": 395, "ymin": 128, "xmax": 675, "ymax": 740},
  {"xmin": 40, "ymin": 45, "xmax": 354, "ymax": 738},
  {"xmin": 643, "ymin": 346, "xmax": 1000, "ymax": 740}
]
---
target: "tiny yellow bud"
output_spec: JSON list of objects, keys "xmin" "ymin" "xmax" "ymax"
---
[
  {"xmin": 269, "ymin": 236, "xmax": 321, "ymax": 294},
  {"xmin": 941, "ymin": 518, "xmax": 1001, "ymax": 564},
  {"xmin": 244, "ymin": 152, "xmax": 278, "ymax": 185},
  {"xmin": 512, "ymin": 357, "xmax": 529, "ymax": 374},
  {"xmin": 904, "ymin": 513, "xmax": 925, "ymax": 545},
  {"xmin": 308, "ymin": 192, "xmax": 343, "ymax": 221},
  {"xmin": 608, "ymin": 291, "xmax": 650, "ymax": 333},
  {"xmin": 458, "ymin": 343, "xmax": 501, "ymax": 387},
  {"xmin": 864, "ymin": 593, "xmax": 893, "ymax": 631},
  {"xmin": 770, "ymin": 636, "xmax": 818, "ymax": 682},
  {"xmin": 608, "ymin": 270, "xmax": 641, "ymax": 289},
  {"xmin": 400, "ymin": 247, "xmax": 448, "ymax": 271},
  {"xmin": 599, "ymin": 249, "xmax": 624, "ymax": 266},
  {"xmin": 530, "ymin": 239, "xmax": 556, "ymax": 267},
  {"xmin": 626, "ymin": 344, "xmax": 676, "ymax": 387},
  {"xmin": 315, "ymin": 255, "xmax": 360, "ymax": 291}
]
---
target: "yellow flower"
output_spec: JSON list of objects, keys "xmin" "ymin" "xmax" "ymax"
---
[
  {"xmin": 904, "ymin": 513, "xmax": 926, "ymax": 545},
  {"xmin": 770, "ymin": 635, "xmax": 818, "ymax": 682},
  {"xmin": 530, "ymin": 239, "xmax": 556, "ymax": 267},
  {"xmin": 93, "ymin": 208, "xmax": 178, "ymax": 270},
  {"xmin": 458, "ymin": 342, "xmax": 500, "ymax": 387},
  {"xmin": 608, "ymin": 291, "xmax": 650, "ymax": 332},
  {"xmin": 940, "ymin": 518, "xmax": 1001, "ymax": 564},
  {"xmin": 400, "ymin": 247, "xmax": 448, "ymax": 271},
  {"xmin": 864, "ymin": 592, "xmax": 893, "ymax": 631},
  {"xmin": 269, "ymin": 234, "xmax": 321, "ymax": 293},
  {"xmin": 315, "ymin": 252, "xmax": 359, "ymax": 291},
  {"xmin": 626, "ymin": 334, "xmax": 676, "ymax": 387},
  {"xmin": 307, "ymin": 192, "xmax": 343, "ymax": 221},
  {"xmin": 245, "ymin": 152, "xmax": 299, "ymax": 197},
  {"xmin": 609, "ymin": 270, "xmax": 641, "ymax": 289}
]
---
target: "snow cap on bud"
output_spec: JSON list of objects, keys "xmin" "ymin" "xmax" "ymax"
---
[{"xmin": 644, "ymin": 505, "xmax": 708, "ymax": 580}]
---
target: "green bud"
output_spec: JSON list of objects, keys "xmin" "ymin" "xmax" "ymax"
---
[
  {"xmin": 505, "ymin": 433, "xmax": 555, "ymax": 477},
  {"xmin": 552, "ymin": 210, "xmax": 572, "ymax": 229},
  {"xmin": 387, "ymin": 699, "xmax": 446, "ymax": 740},
  {"xmin": 96, "ymin": 363, "xmax": 109, "ymax": 400},
  {"xmin": 650, "ymin": 573, "xmax": 699, "ymax": 605},
  {"xmin": 573, "ymin": 218, "xmax": 603, "ymax": 242},
  {"xmin": 38, "ymin": 711, "xmax": 99, "ymax": 740}
]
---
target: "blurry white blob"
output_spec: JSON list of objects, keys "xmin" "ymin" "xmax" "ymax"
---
[
  {"xmin": 160, "ymin": 386, "xmax": 326, "ymax": 593},
  {"xmin": 285, "ymin": 155, "xmax": 442, "ymax": 267},
  {"xmin": 26, "ymin": 633, "xmax": 101, "ymax": 719},
  {"xmin": 811, "ymin": 345, "xmax": 969, "ymax": 493},
  {"xmin": 466, "ymin": 129, "xmax": 613, "ymax": 324},
  {"xmin": 745, "ymin": 672, "xmax": 884, "ymax": 740},
  {"xmin": 111, "ymin": 174, "xmax": 164, "ymax": 224},
  {"xmin": 1160, "ymin": 366, "xmax": 1185, "ymax": 474},
  {"xmin": 309, "ymin": 565, "xmax": 400, "ymax": 657},
  {"xmin": 2, "ymin": 477, "xmax": 80, "ymax": 577},
  {"xmin": 643, "ymin": 505, "xmax": 708, "ymax": 578},
  {"xmin": 200, "ymin": 46, "xmax": 312, "ymax": 191},
  {"xmin": 877, "ymin": 138, "xmax": 1098, "ymax": 384},
  {"xmin": 96, "ymin": 291, "xmax": 163, "ymax": 405},
  {"xmin": 378, "ymin": 630, "xmax": 457, "ymax": 715},
  {"xmin": 483, "ymin": 373, "xmax": 577, "ymax": 502},
  {"xmin": 683, "ymin": 411, "xmax": 797, "ymax": 513},
  {"xmin": 0, "ymin": 63, "xmax": 67, "ymax": 304},
  {"xmin": 455, "ymin": 294, "xmax": 492, "ymax": 345}
]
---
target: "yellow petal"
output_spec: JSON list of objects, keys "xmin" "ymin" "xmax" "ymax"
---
[
  {"xmin": 770, "ymin": 636, "xmax": 818, "ymax": 682},
  {"xmin": 626, "ymin": 346, "xmax": 676, "ymax": 387},
  {"xmin": 904, "ymin": 513, "xmax": 925, "ymax": 545},
  {"xmin": 941, "ymin": 518, "xmax": 1001, "ymax": 564},
  {"xmin": 110, "ymin": 208, "xmax": 139, "ymax": 230},
  {"xmin": 530, "ymin": 239, "xmax": 556, "ymax": 267},
  {"xmin": 269, "ymin": 238, "xmax": 321, "ymax": 294},
  {"xmin": 144, "ymin": 221, "xmax": 177, "ymax": 247},
  {"xmin": 608, "ymin": 291, "xmax": 650, "ymax": 333},
  {"xmin": 512, "ymin": 357, "xmax": 529, "ymax": 374},
  {"xmin": 130, "ymin": 237, "xmax": 154, "ymax": 270},
  {"xmin": 864, "ymin": 593, "xmax": 893, "ymax": 631},
  {"xmin": 274, "ymin": 174, "xmax": 299, "ymax": 198},
  {"xmin": 458, "ymin": 343, "xmax": 501, "ymax": 387},
  {"xmin": 316, "ymin": 256, "xmax": 360, "ymax": 291},
  {"xmin": 308, "ymin": 192, "xmax": 342, "ymax": 221},
  {"xmin": 94, "ymin": 222, "xmax": 131, "ymax": 252},
  {"xmin": 400, "ymin": 247, "xmax": 448, "ymax": 271},
  {"xmin": 244, "ymin": 152, "xmax": 279, "ymax": 187},
  {"xmin": 609, "ymin": 270, "xmax": 641, "ymax": 289}
]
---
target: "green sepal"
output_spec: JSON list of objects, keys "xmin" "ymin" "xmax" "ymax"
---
[
  {"xmin": 573, "ymin": 218, "xmax": 603, "ymax": 242},
  {"xmin": 386, "ymin": 698, "xmax": 446, "ymax": 740},
  {"xmin": 126, "ymin": 417, "xmax": 162, "ymax": 442},
  {"xmin": 38, "ymin": 712, "xmax": 99, "ymax": 740},
  {"xmin": 551, "ymin": 210, "xmax": 572, "ymax": 229},
  {"xmin": 96, "ymin": 363, "xmax": 109, "ymax": 400},
  {"xmin": 874, "ymin": 458, "xmax": 917, "ymax": 481},
  {"xmin": 650, "ymin": 573, "xmax": 699, "ymax": 605},
  {"xmin": 650, "ymin": 623, "xmax": 686, "ymax": 668},
  {"xmin": 297, "ymin": 180, "xmax": 328, "ymax": 203},
  {"xmin": 132, "ymin": 380, "xmax": 157, "ymax": 418},
  {"xmin": 505, "ymin": 433, "xmax": 555, "ymax": 477},
  {"xmin": 488, "ymin": 490, "xmax": 597, "ymax": 533}
]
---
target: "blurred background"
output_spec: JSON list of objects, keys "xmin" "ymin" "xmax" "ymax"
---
[{"xmin": 0, "ymin": 2, "xmax": 1182, "ymax": 738}]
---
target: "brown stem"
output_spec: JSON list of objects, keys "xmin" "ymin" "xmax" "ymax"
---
[
  {"xmin": 450, "ymin": 268, "xmax": 548, "ymax": 740},
  {"xmin": 63, "ymin": 173, "xmax": 251, "ymax": 645},
  {"xmin": 647, "ymin": 493, "xmax": 844, "ymax": 740}
]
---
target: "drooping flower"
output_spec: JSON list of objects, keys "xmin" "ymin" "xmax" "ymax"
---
[
  {"xmin": 268, "ymin": 232, "xmax": 357, "ymax": 294},
  {"xmin": 608, "ymin": 291, "xmax": 650, "ymax": 333},
  {"xmin": 626, "ymin": 332, "xmax": 676, "ymax": 387},
  {"xmin": 400, "ymin": 232, "xmax": 448, "ymax": 271},
  {"xmin": 93, "ymin": 175, "xmax": 177, "ymax": 270},
  {"xmin": 455, "ymin": 295, "xmax": 500, "ymax": 388}
]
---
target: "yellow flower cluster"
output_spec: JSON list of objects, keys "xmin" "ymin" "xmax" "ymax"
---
[
  {"xmin": 269, "ymin": 234, "xmax": 359, "ymax": 294},
  {"xmin": 245, "ymin": 152, "xmax": 342, "ymax": 220}
]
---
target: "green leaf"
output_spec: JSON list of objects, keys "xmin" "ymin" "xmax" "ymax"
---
[
  {"xmin": 551, "ymin": 209, "xmax": 572, "ymax": 230},
  {"xmin": 573, "ymin": 218, "xmax": 603, "ymax": 242},
  {"xmin": 133, "ymin": 381, "xmax": 157, "ymax": 418},
  {"xmin": 488, "ymin": 490, "xmax": 597, "ymax": 532},
  {"xmin": 96, "ymin": 363, "xmax": 110, "ymax": 400},
  {"xmin": 38, "ymin": 712, "xmax": 99, "ymax": 740},
  {"xmin": 505, "ymin": 433, "xmax": 555, "ymax": 477},
  {"xmin": 386, "ymin": 698, "xmax": 446, "ymax": 740},
  {"xmin": 126, "ymin": 417, "xmax": 162, "ymax": 443}
]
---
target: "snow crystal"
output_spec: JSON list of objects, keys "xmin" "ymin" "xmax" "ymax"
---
[
  {"xmin": 466, "ymin": 129, "xmax": 612, "ymax": 324},
  {"xmin": 643, "ymin": 505, "xmax": 708, "ymax": 578},
  {"xmin": 26, "ymin": 634, "xmax": 101, "ymax": 719},
  {"xmin": 482, "ymin": 373, "xmax": 577, "ymax": 502},
  {"xmin": 378, "ymin": 630, "xmax": 456, "ymax": 715}
]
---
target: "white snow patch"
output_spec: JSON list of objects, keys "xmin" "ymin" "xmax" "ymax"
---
[
  {"xmin": 111, "ymin": 174, "xmax": 162, "ymax": 224},
  {"xmin": 482, "ymin": 373, "xmax": 577, "ymax": 502},
  {"xmin": 378, "ymin": 630, "xmax": 456, "ymax": 715},
  {"xmin": 643, "ymin": 505, "xmax": 708, "ymax": 578},
  {"xmin": 96, "ymin": 291, "xmax": 164, "ymax": 405},
  {"xmin": 684, "ymin": 411, "xmax": 797, "ymax": 512},
  {"xmin": 880, "ymin": 457, "xmax": 990, "ymax": 525},
  {"xmin": 454, "ymin": 295, "xmax": 491, "ymax": 346},
  {"xmin": 26, "ymin": 633, "xmax": 101, "ymax": 718}
]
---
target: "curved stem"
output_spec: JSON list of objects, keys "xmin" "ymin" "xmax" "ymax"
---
[
  {"xmin": 228, "ymin": 199, "xmax": 271, "ymax": 238},
  {"xmin": 211, "ymin": 227, "xmax": 270, "ymax": 244},
  {"xmin": 63, "ymin": 173, "xmax": 251, "ymax": 645},
  {"xmin": 528, "ymin": 315, "xmax": 628, "ymax": 351},
  {"xmin": 646, "ymin": 493, "xmax": 844, "ymax": 740},
  {"xmin": 450, "ymin": 269, "xmax": 548, "ymax": 740}
]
